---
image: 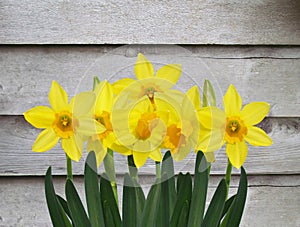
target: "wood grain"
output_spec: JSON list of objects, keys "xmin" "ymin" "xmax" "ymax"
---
[
  {"xmin": 1, "ymin": 45, "xmax": 299, "ymax": 116},
  {"xmin": 1, "ymin": 0, "xmax": 300, "ymax": 44},
  {"xmin": 1, "ymin": 116, "xmax": 299, "ymax": 176},
  {"xmin": 0, "ymin": 175, "xmax": 299, "ymax": 226}
]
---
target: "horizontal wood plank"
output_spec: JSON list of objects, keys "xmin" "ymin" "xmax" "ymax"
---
[
  {"xmin": 0, "ymin": 175, "xmax": 299, "ymax": 226},
  {"xmin": 1, "ymin": 0, "xmax": 300, "ymax": 44},
  {"xmin": 0, "ymin": 116, "xmax": 299, "ymax": 176},
  {"xmin": 1, "ymin": 45, "xmax": 300, "ymax": 116}
]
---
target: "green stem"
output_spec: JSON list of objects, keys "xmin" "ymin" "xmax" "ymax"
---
[
  {"xmin": 66, "ymin": 155, "xmax": 73, "ymax": 181},
  {"xmin": 155, "ymin": 161, "xmax": 161, "ymax": 179},
  {"xmin": 207, "ymin": 164, "xmax": 211, "ymax": 180},
  {"xmin": 104, "ymin": 148, "xmax": 118, "ymax": 206},
  {"xmin": 225, "ymin": 159, "xmax": 232, "ymax": 199},
  {"xmin": 127, "ymin": 155, "xmax": 138, "ymax": 181}
]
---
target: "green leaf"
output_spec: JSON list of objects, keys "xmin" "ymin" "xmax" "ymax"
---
[
  {"xmin": 104, "ymin": 149, "xmax": 119, "ymax": 206},
  {"xmin": 104, "ymin": 148, "xmax": 117, "ymax": 183},
  {"xmin": 201, "ymin": 179, "xmax": 227, "ymax": 227},
  {"xmin": 100, "ymin": 173, "xmax": 121, "ymax": 227},
  {"xmin": 56, "ymin": 195, "xmax": 73, "ymax": 223},
  {"xmin": 57, "ymin": 199, "xmax": 73, "ymax": 227},
  {"xmin": 93, "ymin": 76, "xmax": 101, "ymax": 90},
  {"xmin": 170, "ymin": 173, "xmax": 192, "ymax": 226},
  {"xmin": 122, "ymin": 173, "xmax": 137, "ymax": 227},
  {"xmin": 45, "ymin": 167, "xmax": 70, "ymax": 227},
  {"xmin": 156, "ymin": 151, "xmax": 177, "ymax": 227},
  {"xmin": 127, "ymin": 155, "xmax": 138, "ymax": 179},
  {"xmin": 203, "ymin": 79, "xmax": 216, "ymax": 107},
  {"xmin": 103, "ymin": 201, "xmax": 116, "ymax": 227},
  {"xmin": 187, "ymin": 151, "xmax": 209, "ymax": 227},
  {"xmin": 176, "ymin": 172, "xmax": 184, "ymax": 194},
  {"xmin": 66, "ymin": 179, "xmax": 91, "ymax": 227},
  {"xmin": 161, "ymin": 151, "xmax": 176, "ymax": 215},
  {"xmin": 221, "ymin": 194, "xmax": 236, "ymax": 220},
  {"xmin": 220, "ymin": 197, "xmax": 235, "ymax": 227},
  {"xmin": 140, "ymin": 180, "xmax": 161, "ymax": 227},
  {"xmin": 221, "ymin": 167, "xmax": 248, "ymax": 227},
  {"xmin": 156, "ymin": 173, "xmax": 170, "ymax": 227},
  {"xmin": 176, "ymin": 200, "xmax": 190, "ymax": 227},
  {"xmin": 85, "ymin": 151, "xmax": 105, "ymax": 227},
  {"xmin": 132, "ymin": 178, "xmax": 145, "ymax": 225},
  {"xmin": 122, "ymin": 173, "xmax": 145, "ymax": 227}
]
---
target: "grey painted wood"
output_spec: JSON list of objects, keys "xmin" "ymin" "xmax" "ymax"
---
[
  {"xmin": 1, "ymin": 0, "xmax": 300, "ymax": 44},
  {"xmin": 1, "ymin": 45, "xmax": 300, "ymax": 116},
  {"xmin": 1, "ymin": 116, "xmax": 299, "ymax": 176},
  {"xmin": 0, "ymin": 175, "xmax": 299, "ymax": 226}
]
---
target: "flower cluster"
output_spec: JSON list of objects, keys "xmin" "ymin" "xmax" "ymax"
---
[{"xmin": 24, "ymin": 53, "xmax": 272, "ymax": 169}]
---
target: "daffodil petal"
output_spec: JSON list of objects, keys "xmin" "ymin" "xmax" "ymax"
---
[
  {"xmin": 111, "ymin": 143, "xmax": 132, "ymax": 155},
  {"xmin": 77, "ymin": 118, "xmax": 106, "ymax": 136},
  {"xmin": 32, "ymin": 128, "xmax": 59, "ymax": 152},
  {"xmin": 241, "ymin": 102, "xmax": 270, "ymax": 126},
  {"xmin": 149, "ymin": 149, "xmax": 162, "ymax": 162},
  {"xmin": 103, "ymin": 132, "xmax": 116, "ymax": 148},
  {"xmin": 133, "ymin": 151, "xmax": 150, "ymax": 168},
  {"xmin": 71, "ymin": 91, "xmax": 96, "ymax": 118},
  {"xmin": 182, "ymin": 94, "xmax": 199, "ymax": 123},
  {"xmin": 182, "ymin": 119, "xmax": 197, "ymax": 139},
  {"xmin": 133, "ymin": 96, "xmax": 153, "ymax": 113},
  {"xmin": 172, "ymin": 144, "xmax": 192, "ymax": 162},
  {"xmin": 95, "ymin": 81, "xmax": 114, "ymax": 113},
  {"xmin": 156, "ymin": 90, "xmax": 185, "ymax": 106},
  {"xmin": 156, "ymin": 64, "xmax": 181, "ymax": 85},
  {"xmin": 133, "ymin": 140, "xmax": 152, "ymax": 152},
  {"xmin": 148, "ymin": 119, "xmax": 166, "ymax": 150},
  {"xmin": 134, "ymin": 53, "xmax": 154, "ymax": 80},
  {"xmin": 62, "ymin": 135, "xmax": 83, "ymax": 162},
  {"xmin": 198, "ymin": 106, "xmax": 226, "ymax": 129},
  {"xmin": 245, "ymin": 126, "xmax": 272, "ymax": 146},
  {"xmin": 87, "ymin": 139, "xmax": 107, "ymax": 167},
  {"xmin": 24, "ymin": 106, "xmax": 55, "ymax": 128},
  {"xmin": 186, "ymin": 85, "xmax": 201, "ymax": 110},
  {"xmin": 223, "ymin": 84, "xmax": 242, "ymax": 116},
  {"xmin": 112, "ymin": 78, "xmax": 135, "ymax": 95},
  {"xmin": 203, "ymin": 152, "xmax": 215, "ymax": 163},
  {"xmin": 197, "ymin": 128, "xmax": 225, "ymax": 153},
  {"xmin": 48, "ymin": 80, "xmax": 69, "ymax": 112},
  {"xmin": 115, "ymin": 130, "xmax": 137, "ymax": 146},
  {"xmin": 226, "ymin": 141, "xmax": 248, "ymax": 169},
  {"xmin": 154, "ymin": 94, "xmax": 181, "ymax": 123}
]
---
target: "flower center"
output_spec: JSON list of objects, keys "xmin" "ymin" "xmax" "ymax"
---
[
  {"xmin": 145, "ymin": 87, "xmax": 156, "ymax": 99},
  {"xmin": 164, "ymin": 124, "xmax": 186, "ymax": 153},
  {"xmin": 95, "ymin": 111, "xmax": 113, "ymax": 139},
  {"xmin": 53, "ymin": 111, "xmax": 78, "ymax": 139},
  {"xmin": 135, "ymin": 112, "xmax": 158, "ymax": 140},
  {"xmin": 139, "ymin": 83, "xmax": 161, "ymax": 105},
  {"xmin": 225, "ymin": 116, "xmax": 247, "ymax": 144}
]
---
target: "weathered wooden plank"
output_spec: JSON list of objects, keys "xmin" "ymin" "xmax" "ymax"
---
[
  {"xmin": 1, "ymin": 46, "xmax": 299, "ymax": 116},
  {"xmin": 0, "ymin": 175, "xmax": 299, "ymax": 226},
  {"xmin": 1, "ymin": 0, "xmax": 300, "ymax": 44},
  {"xmin": 0, "ymin": 116, "xmax": 299, "ymax": 176}
]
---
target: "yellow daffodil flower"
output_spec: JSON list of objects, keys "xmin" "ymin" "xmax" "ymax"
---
[
  {"xmin": 24, "ymin": 80, "xmax": 106, "ymax": 161},
  {"xmin": 112, "ymin": 53, "xmax": 181, "ymax": 105},
  {"xmin": 112, "ymin": 94, "xmax": 166, "ymax": 168},
  {"xmin": 181, "ymin": 85, "xmax": 220, "ymax": 163},
  {"xmin": 198, "ymin": 84, "xmax": 272, "ymax": 168},
  {"xmin": 155, "ymin": 89, "xmax": 199, "ymax": 161},
  {"xmin": 87, "ymin": 80, "xmax": 117, "ymax": 166}
]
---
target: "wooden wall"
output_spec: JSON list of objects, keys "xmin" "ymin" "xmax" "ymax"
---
[{"xmin": 1, "ymin": 0, "xmax": 299, "ymax": 226}]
